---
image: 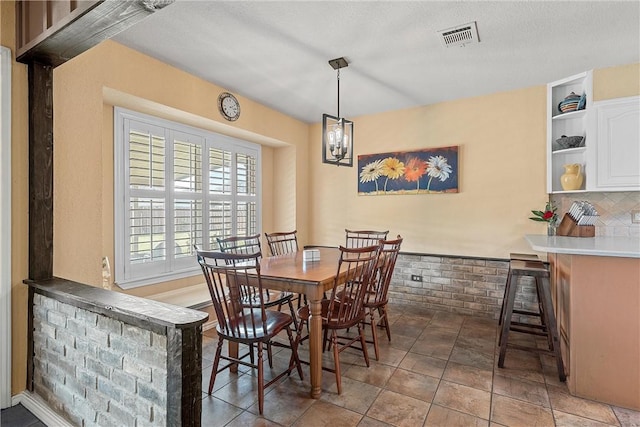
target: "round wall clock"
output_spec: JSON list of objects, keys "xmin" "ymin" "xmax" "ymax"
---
[{"xmin": 218, "ymin": 92, "xmax": 241, "ymax": 121}]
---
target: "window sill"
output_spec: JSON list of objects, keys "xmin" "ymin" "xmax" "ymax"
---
[
  {"xmin": 115, "ymin": 267, "xmax": 201, "ymax": 290},
  {"xmin": 145, "ymin": 281, "xmax": 211, "ymax": 309}
]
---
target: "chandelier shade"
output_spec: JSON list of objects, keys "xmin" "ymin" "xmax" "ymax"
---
[{"xmin": 322, "ymin": 57, "xmax": 353, "ymax": 167}]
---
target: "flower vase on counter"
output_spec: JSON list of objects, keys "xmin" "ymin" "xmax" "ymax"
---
[{"xmin": 529, "ymin": 202, "xmax": 558, "ymax": 236}]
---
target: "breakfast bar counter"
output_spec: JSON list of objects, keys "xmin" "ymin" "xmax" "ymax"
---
[
  {"xmin": 525, "ymin": 234, "xmax": 640, "ymax": 258},
  {"xmin": 525, "ymin": 234, "xmax": 640, "ymax": 410}
]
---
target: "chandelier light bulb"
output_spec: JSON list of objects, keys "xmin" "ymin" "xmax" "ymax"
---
[
  {"xmin": 327, "ymin": 128, "xmax": 336, "ymax": 149},
  {"xmin": 334, "ymin": 124, "xmax": 343, "ymax": 149}
]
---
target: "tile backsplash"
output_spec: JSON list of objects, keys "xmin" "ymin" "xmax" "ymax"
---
[{"xmin": 551, "ymin": 191, "xmax": 640, "ymax": 237}]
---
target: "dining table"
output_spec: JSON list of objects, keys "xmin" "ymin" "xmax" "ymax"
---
[{"xmin": 231, "ymin": 246, "xmax": 343, "ymax": 399}]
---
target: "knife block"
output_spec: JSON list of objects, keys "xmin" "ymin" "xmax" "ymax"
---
[{"xmin": 556, "ymin": 213, "xmax": 595, "ymax": 237}]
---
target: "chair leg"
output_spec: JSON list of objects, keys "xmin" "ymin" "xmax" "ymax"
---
[
  {"xmin": 267, "ymin": 341, "xmax": 274, "ymax": 369},
  {"xmin": 369, "ymin": 309, "xmax": 380, "ymax": 361},
  {"xmin": 323, "ymin": 328, "xmax": 330, "ymax": 352},
  {"xmin": 287, "ymin": 298, "xmax": 299, "ymax": 331},
  {"xmin": 286, "ymin": 326, "xmax": 304, "ymax": 380},
  {"xmin": 209, "ymin": 338, "xmax": 224, "ymax": 394},
  {"xmin": 289, "ymin": 319, "xmax": 304, "ymax": 370},
  {"xmin": 331, "ymin": 330, "xmax": 342, "ymax": 395},
  {"xmin": 296, "ymin": 313, "xmax": 305, "ymax": 341},
  {"xmin": 358, "ymin": 322, "xmax": 370, "ymax": 367},
  {"xmin": 257, "ymin": 342, "xmax": 264, "ymax": 415},
  {"xmin": 379, "ymin": 306, "xmax": 391, "ymax": 342}
]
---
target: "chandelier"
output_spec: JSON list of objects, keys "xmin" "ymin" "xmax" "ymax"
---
[{"xmin": 322, "ymin": 57, "xmax": 353, "ymax": 167}]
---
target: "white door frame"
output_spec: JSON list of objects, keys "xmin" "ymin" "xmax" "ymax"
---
[{"xmin": 0, "ymin": 45, "xmax": 13, "ymax": 409}]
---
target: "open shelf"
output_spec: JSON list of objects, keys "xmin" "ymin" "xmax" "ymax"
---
[
  {"xmin": 547, "ymin": 71, "xmax": 592, "ymax": 193},
  {"xmin": 552, "ymin": 109, "xmax": 587, "ymax": 121},
  {"xmin": 552, "ymin": 147, "xmax": 586, "ymax": 155}
]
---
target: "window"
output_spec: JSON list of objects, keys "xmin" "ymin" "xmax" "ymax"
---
[{"xmin": 114, "ymin": 108, "xmax": 261, "ymax": 288}]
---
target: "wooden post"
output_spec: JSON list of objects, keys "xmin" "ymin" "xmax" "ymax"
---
[{"xmin": 28, "ymin": 61, "xmax": 54, "ymax": 280}]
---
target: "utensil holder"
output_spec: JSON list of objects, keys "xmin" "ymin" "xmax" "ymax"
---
[{"xmin": 556, "ymin": 213, "xmax": 595, "ymax": 237}]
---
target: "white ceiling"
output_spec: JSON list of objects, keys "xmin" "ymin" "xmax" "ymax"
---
[{"xmin": 113, "ymin": 1, "xmax": 640, "ymax": 124}]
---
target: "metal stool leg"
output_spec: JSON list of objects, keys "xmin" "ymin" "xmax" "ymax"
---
[
  {"xmin": 498, "ymin": 270, "xmax": 518, "ymax": 367},
  {"xmin": 498, "ymin": 265, "xmax": 511, "ymax": 327},
  {"xmin": 538, "ymin": 276, "xmax": 566, "ymax": 381}
]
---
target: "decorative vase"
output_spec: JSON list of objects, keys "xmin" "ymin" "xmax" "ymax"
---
[
  {"xmin": 560, "ymin": 163, "xmax": 584, "ymax": 191},
  {"xmin": 547, "ymin": 222, "xmax": 556, "ymax": 236}
]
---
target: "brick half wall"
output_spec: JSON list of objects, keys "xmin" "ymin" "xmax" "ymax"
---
[
  {"xmin": 390, "ymin": 253, "xmax": 539, "ymax": 320},
  {"xmin": 25, "ymin": 278, "xmax": 208, "ymax": 427}
]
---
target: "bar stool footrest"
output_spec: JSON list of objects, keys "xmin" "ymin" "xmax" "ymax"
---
[
  {"xmin": 510, "ymin": 321, "xmax": 546, "ymax": 330},
  {"xmin": 512, "ymin": 309, "xmax": 542, "ymax": 317},
  {"xmin": 509, "ymin": 326, "xmax": 548, "ymax": 337},
  {"xmin": 506, "ymin": 343, "xmax": 555, "ymax": 355}
]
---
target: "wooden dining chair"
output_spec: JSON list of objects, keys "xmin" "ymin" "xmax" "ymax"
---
[
  {"xmin": 264, "ymin": 230, "xmax": 299, "ymax": 256},
  {"xmin": 217, "ymin": 234, "xmax": 298, "ymax": 329},
  {"xmin": 345, "ymin": 229, "xmax": 389, "ymax": 248},
  {"xmin": 294, "ymin": 244, "xmax": 381, "ymax": 394},
  {"xmin": 195, "ymin": 249, "xmax": 303, "ymax": 415},
  {"xmin": 217, "ymin": 234, "xmax": 299, "ymax": 369},
  {"xmin": 363, "ymin": 236, "xmax": 403, "ymax": 360},
  {"xmin": 265, "ymin": 230, "xmax": 308, "ymax": 311}
]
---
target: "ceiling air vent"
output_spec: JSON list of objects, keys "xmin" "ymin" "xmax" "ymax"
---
[{"xmin": 437, "ymin": 22, "xmax": 479, "ymax": 48}]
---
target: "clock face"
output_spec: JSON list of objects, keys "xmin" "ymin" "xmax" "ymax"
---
[{"xmin": 218, "ymin": 92, "xmax": 240, "ymax": 121}]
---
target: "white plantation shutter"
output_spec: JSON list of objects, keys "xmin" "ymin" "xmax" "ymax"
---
[
  {"xmin": 129, "ymin": 197, "xmax": 166, "ymax": 264},
  {"xmin": 114, "ymin": 108, "xmax": 261, "ymax": 288}
]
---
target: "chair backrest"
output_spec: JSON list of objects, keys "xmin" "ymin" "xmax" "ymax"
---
[
  {"xmin": 366, "ymin": 236, "xmax": 403, "ymax": 306},
  {"xmin": 217, "ymin": 234, "xmax": 262, "ymax": 255},
  {"xmin": 326, "ymin": 244, "xmax": 381, "ymax": 327},
  {"xmin": 265, "ymin": 230, "xmax": 299, "ymax": 256},
  {"xmin": 345, "ymin": 229, "xmax": 389, "ymax": 248},
  {"xmin": 196, "ymin": 249, "xmax": 267, "ymax": 339}
]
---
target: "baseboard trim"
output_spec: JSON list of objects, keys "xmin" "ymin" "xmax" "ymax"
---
[{"xmin": 12, "ymin": 391, "xmax": 73, "ymax": 427}]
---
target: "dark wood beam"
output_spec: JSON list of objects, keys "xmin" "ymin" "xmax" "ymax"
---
[
  {"xmin": 17, "ymin": 0, "xmax": 174, "ymax": 67},
  {"xmin": 28, "ymin": 61, "xmax": 54, "ymax": 280}
]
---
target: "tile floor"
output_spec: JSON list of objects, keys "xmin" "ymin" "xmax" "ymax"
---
[
  {"xmin": 201, "ymin": 304, "xmax": 640, "ymax": 427},
  {"xmin": 0, "ymin": 404, "xmax": 45, "ymax": 427}
]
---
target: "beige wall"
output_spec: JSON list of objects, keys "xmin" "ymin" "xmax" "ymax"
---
[
  {"xmin": 52, "ymin": 41, "xmax": 309, "ymax": 297},
  {"xmin": 308, "ymin": 63, "xmax": 640, "ymax": 257},
  {"xmin": 2, "ymin": 0, "xmax": 30, "ymax": 395},
  {"xmin": 594, "ymin": 63, "xmax": 640, "ymax": 101},
  {"xmin": 309, "ymin": 86, "xmax": 549, "ymax": 257},
  {"xmin": 7, "ymin": 4, "xmax": 639, "ymax": 396}
]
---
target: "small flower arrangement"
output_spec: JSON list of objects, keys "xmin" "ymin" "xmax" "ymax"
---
[{"xmin": 530, "ymin": 202, "xmax": 558, "ymax": 224}]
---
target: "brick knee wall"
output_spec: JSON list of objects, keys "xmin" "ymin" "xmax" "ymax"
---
[
  {"xmin": 32, "ymin": 293, "xmax": 168, "ymax": 426},
  {"xmin": 389, "ymin": 254, "xmax": 539, "ymax": 320}
]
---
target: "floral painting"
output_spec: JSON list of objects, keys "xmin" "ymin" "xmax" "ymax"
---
[{"xmin": 358, "ymin": 146, "xmax": 459, "ymax": 195}]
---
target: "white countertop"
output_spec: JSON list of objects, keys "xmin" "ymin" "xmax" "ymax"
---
[{"xmin": 525, "ymin": 235, "xmax": 640, "ymax": 258}]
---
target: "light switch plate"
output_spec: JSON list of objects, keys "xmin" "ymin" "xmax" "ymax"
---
[{"xmin": 632, "ymin": 210, "xmax": 640, "ymax": 224}]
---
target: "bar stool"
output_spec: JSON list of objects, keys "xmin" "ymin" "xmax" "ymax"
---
[
  {"xmin": 498, "ymin": 259, "xmax": 566, "ymax": 382},
  {"xmin": 498, "ymin": 253, "xmax": 542, "ymax": 327}
]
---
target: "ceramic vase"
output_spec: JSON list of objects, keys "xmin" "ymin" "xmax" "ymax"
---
[{"xmin": 560, "ymin": 163, "xmax": 584, "ymax": 191}]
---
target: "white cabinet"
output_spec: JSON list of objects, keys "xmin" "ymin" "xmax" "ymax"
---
[
  {"xmin": 590, "ymin": 96, "xmax": 640, "ymax": 191},
  {"xmin": 547, "ymin": 71, "xmax": 592, "ymax": 193}
]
